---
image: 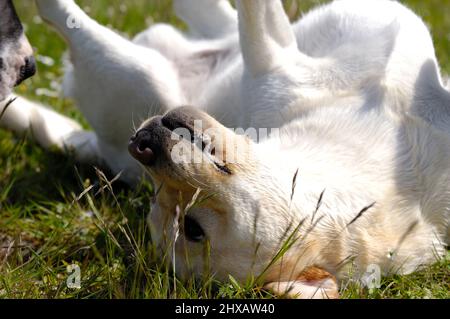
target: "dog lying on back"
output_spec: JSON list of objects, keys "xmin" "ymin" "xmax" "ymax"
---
[
  {"xmin": 1, "ymin": 0, "xmax": 449, "ymax": 298},
  {"xmin": 0, "ymin": 0, "xmax": 35, "ymax": 102}
]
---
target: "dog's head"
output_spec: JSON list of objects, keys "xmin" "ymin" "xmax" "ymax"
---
[
  {"xmin": 0, "ymin": 0, "xmax": 36, "ymax": 101},
  {"xmin": 129, "ymin": 107, "xmax": 339, "ymax": 298}
]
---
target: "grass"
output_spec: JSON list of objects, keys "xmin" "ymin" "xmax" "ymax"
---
[{"xmin": 0, "ymin": 0, "xmax": 449, "ymax": 299}]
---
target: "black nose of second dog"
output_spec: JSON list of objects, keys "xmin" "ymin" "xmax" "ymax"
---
[
  {"xmin": 128, "ymin": 129, "xmax": 156, "ymax": 166},
  {"xmin": 16, "ymin": 55, "xmax": 36, "ymax": 85}
]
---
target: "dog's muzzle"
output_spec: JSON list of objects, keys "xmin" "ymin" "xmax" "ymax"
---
[
  {"xmin": 128, "ymin": 127, "xmax": 158, "ymax": 166},
  {"xmin": 128, "ymin": 106, "xmax": 222, "ymax": 168},
  {"xmin": 128, "ymin": 115, "xmax": 175, "ymax": 167},
  {"xmin": 15, "ymin": 55, "xmax": 36, "ymax": 86}
]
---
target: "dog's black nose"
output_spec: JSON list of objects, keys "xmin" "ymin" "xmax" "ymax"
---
[
  {"xmin": 128, "ymin": 129, "xmax": 156, "ymax": 166},
  {"xmin": 16, "ymin": 55, "xmax": 36, "ymax": 85}
]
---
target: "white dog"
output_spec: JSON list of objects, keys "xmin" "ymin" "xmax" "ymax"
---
[{"xmin": 1, "ymin": 0, "xmax": 449, "ymax": 298}]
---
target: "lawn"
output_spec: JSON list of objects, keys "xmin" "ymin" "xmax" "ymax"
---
[{"xmin": 0, "ymin": 0, "xmax": 449, "ymax": 299}]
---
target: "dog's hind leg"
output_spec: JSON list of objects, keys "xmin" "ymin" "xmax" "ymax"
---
[
  {"xmin": 236, "ymin": 0, "xmax": 318, "ymax": 128},
  {"xmin": 0, "ymin": 95, "xmax": 101, "ymax": 164},
  {"xmin": 236, "ymin": 0, "xmax": 302, "ymax": 77},
  {"xmin": 173, "ymin": 0, "xmax": 237, "ymax": 39}
]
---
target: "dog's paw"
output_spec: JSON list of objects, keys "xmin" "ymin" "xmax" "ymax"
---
[
  {"xmin": 443, "ymin": 76, "xmax": 450, "ymax": 91},
  {"xmin": 264, "ymin": 267, "xmax": 339, "ymax": 299},
  {"xmin": 35, "ymin": 0, "xmax": 76, "ymax": 24}
]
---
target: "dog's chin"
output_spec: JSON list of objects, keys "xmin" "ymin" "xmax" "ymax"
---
[
  {"xmin": 0, "ymin": 70, "xmax": 21, "ymax": 101},
  {"xmin": 0, "ymin": 87, "xmax": 12, "ymax": 103},
  {"xmin": 0, "ymin": 62, "xmax": 35, "ymax": 103},
  {"xmin": 0, "ymin": 76, "xmax": 18, "ymax": 103}
]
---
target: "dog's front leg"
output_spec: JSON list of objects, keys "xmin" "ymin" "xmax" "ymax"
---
[
  {"xmin": 0, "ymin": 95, "xmax": 101, "ymax": 164},
  {"xmin": 34, "ymin": 0, "xmax": 184, "ymax": 148}
]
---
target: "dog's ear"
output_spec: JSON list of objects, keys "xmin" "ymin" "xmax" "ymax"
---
[{"xmin": 264, "ymin": 267, "xmax": 339, "ymax": 299}]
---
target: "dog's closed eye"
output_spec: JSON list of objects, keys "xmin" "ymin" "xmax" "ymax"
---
[{"xmin": 183, "ymin": 215, "xmax": 205, "ymax": 242}]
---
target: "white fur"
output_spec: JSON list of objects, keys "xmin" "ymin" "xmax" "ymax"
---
[
  {"xmin": 173, "ymin": 0, "xmax": 237, "ymax": 39},
  {"xmin": 1, "ymin": 0, "xmax": 449, "ymax": 298}
]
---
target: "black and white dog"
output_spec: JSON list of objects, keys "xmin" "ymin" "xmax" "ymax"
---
[{"xmin": 0, "ymin": 0, "xmax": 35, "ymax": 102}]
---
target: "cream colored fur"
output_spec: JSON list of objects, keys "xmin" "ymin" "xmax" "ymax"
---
[{"xmin": 0, "ymin": 0, "xmax": 449, "ymax": 298}]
